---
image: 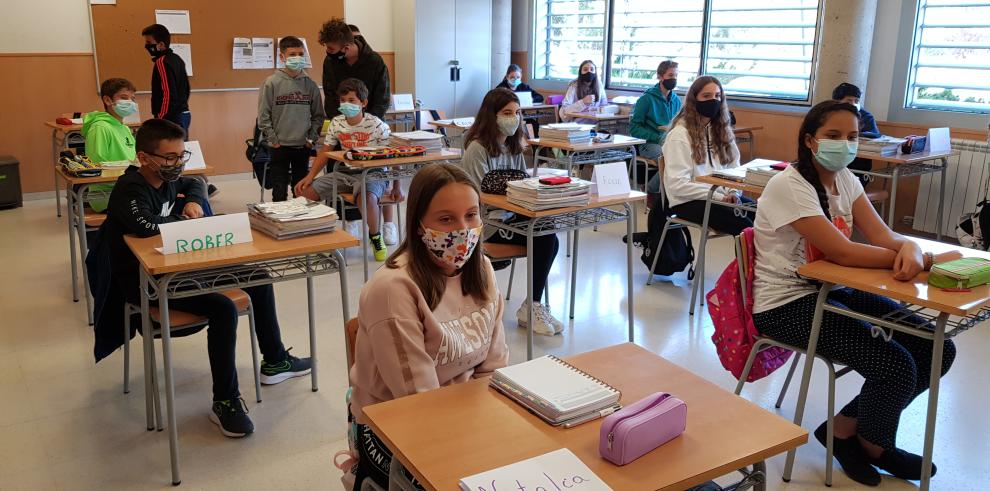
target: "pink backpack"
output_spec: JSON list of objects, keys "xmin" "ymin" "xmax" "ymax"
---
[{"xmin": 707, "ymin": 228, "xmax": 792, "ymax": 382}]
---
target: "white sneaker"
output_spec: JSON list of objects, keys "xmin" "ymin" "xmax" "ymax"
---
[
  {"xmin": 516, "ymin": 302, "xmax": 564, "ymax": 336},
  {"xmin": 382, "ymin": 222, "xmax": 399, "ymax": 245},
  {"xmin": 344, "ymin": 220, "xmax": 363, "ymax": 242}
]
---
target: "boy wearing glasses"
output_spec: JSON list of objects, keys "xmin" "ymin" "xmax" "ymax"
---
[{"xmin": 100, "ymin": 119, "xmax": 312, "ymax": 438}]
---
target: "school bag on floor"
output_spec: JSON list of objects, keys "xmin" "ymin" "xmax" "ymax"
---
[
  {"xmin": 245, "ymin": 124, "xmax": 272, "ymax": 190},
  {"xmin": 640, "ymin": 194, "xmax": 695, "ymax": 278},
  {"xmin": 707, "ymin": 228, "xmax": 791, "ymax": 382}
]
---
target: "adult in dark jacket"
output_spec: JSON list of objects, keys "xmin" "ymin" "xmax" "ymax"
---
[
  {"xmin": 319, "ymin": 18, "xmax": 391, "ymax": 119},
  {"xmin": 495, "ymin": 64, "xmax": 545, "ymax": 104},
  {"xmin": 833, "ymin": 82, "xmax": 881, "ymax": 186},
  {"xmin": 141, "ymin": 24, "xmax": 191, "ymax": 136}
]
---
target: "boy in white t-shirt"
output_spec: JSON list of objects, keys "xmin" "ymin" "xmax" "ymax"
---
[{"xmin": 296, "ymin": 78, "xmax": 401, "ymax": 261}]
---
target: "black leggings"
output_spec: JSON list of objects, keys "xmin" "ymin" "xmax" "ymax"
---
[
  {"xmin": 670, "ymin": 197, "xmax": 754, "ymax": 236},
  {"xmin": 269, "ymin": 146, "xmax": 311, "ymax": 202},
  {"xmin": 753, "ymin": 288, "xmax": 955, "ymax": 450},
  {"xmin": 485, "ymin": 229, "xmax": 560, "ymax": 301}
]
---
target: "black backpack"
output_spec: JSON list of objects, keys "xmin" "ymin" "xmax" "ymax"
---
[
  {"xmin": 641, "ymin": 194, "xmax": 696, "ymax": 278},
  {"xmin": 245, "ymin": 124, "xmax": 272, "ymax": 190}
]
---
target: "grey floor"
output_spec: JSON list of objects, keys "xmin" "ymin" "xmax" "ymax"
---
[{"xmin": 1, "ymin": 177, "xmax": 987, "ymax": 490}]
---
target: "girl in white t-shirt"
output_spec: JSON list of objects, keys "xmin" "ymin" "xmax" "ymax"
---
[
  {"xmin": 558, "ymin": 60, "xmax": 608, "ymax": 124},
  {"xmin": 751, "ymin": 100, "xmax": 959, "ymax": 486}
]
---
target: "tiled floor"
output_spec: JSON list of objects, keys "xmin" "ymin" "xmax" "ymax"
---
[{"xmin": 2, "ymin": 177, "xmax": 988, "ymax": 490}]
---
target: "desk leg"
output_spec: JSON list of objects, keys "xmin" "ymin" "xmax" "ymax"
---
[
  {"xmin": 360, "ymin": 171, "xmax": 370, "ymax": 282},
  {"xmin": 157, "ymin": 283, "xmax": 182, "ymax": 485},
  {"xmin": 140, "ymin": 270, "xmax": 155, "ymax": 431},
  {"xmin": 526, "ymin": 222, "xmax": 536, "ymax": 360},
  {"xmin": 887, "ymin": 166, "xmax": 900, "ymax": 228},
  {"xmin": 569, "ymin": 229, "xmax": 579, "ymax": 320},
  {"xmin": 75, "ymin": 185, "xmax": 94, "ymax": 325},
  {"xmin": 690, "ymin": 188, "xmax": 716, "ymax": 316},
  {"xmin": 919, "ymin": 313, "xmax": 948, "ymax": 491},
  {"xmin": 783, "ymin": 283, "xmax": 831, "ymax": 481},
  {"xmin": 336, "ymin": 250, "xmax": 353, "ymax": 369},
  {"xmin": 626, "ymin": 204, "xmax": 634, "ymax": 343},
  {"xmin": 936, "ymin": 158, "xmax": 948, "ymax": 241},
  {"xmin": 566, "ymin": 152, "xmax": 574, "ymax": 258},
  {"xmin": 630, "ymin": 145, "xmax": 639, "ymax": 232},
  {"xmin": 307, "ymin": 256, "xmax": 319, "ymax": 392},
  {"xmin": 67, "ymin": 188, "xmax": 79, "ymax": 303},
  {"xmin": 52, "ymin": 129, "xmax": 62, "ymax": 218}
]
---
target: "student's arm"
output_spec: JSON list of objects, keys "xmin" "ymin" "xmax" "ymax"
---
[
  {"xmin": 367, "ymin": 61, "xmax": 392, "ymax": 119},
  {"xmin": 372, "ymin": 119, "xmax": 391, "ymax": 147},
  {"xmin": 559, "ymin": 84, "xmax": 584, "ymax": 120},
  {"xmin": 176, "ymin": 176, "xmax": 206, "ymax": 206},
  {"xmin": 629, "ymin": 98, "xmax": 660, "ymax": 143},
  {"xmin": 308, "ymin": 82, "xmax": 326, "ymax": 144},
  {"xmin": 365, "ymin": 317, "xmax": 442, "ymax": 396},
  {"xmin": 322, "ymin": 59, "xmax": 338, "ymax": 117},
  {"xmin": 257, "ymin": 81, "xmax": 278, "ymax": 147},
  {"xmin": 791, "ymin": 215, "xmax": 898, "ymax": 269},
  {"xmin": 156, "ymin": 57, "xmax": 181, "ymax": 119},
  {"xmin": 473, "ymin": 272, "xmax": 508, "ymax": 378},
  {"xmin": 460, "ymin": 142, "xmax": 493, "ymax": 186},
  {"xmin": 84, "ymin": 124, "xmax": 114, "ymax": 163},
  {"xmin": 859, "ymin": 109, "xmax": 881, "ymax": 139},
  {"xmin": 110, "ymin": 181, "xmax": 184, "ymax": 237},
  {"xmin": 663, "ymin": 132, "xmax": 726, "ymax": 202},
  {"xmin": 849, "ymin": 192, "xmax": 931, "ymax": 279}
]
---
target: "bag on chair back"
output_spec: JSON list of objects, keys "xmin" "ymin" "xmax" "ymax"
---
[
  {"xmin": 957, "ymin": 199, "xmax": 990, "ymax": 251},
  {"xmin": 707, "ymin": 228, "xmax": 791, "ymax": 382},
  {"xmin": 245, "ymin": 124, "xmax": 272, "ymax": 190},
  {"xmin": 640, "ymin": 194, "xmax": 695, "ymax": 277}
]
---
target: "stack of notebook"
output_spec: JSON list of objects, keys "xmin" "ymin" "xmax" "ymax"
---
[
  {"xmin": 248, "ymin": 198, "xmax": 338, "ymax": 239},
  {"xmin": 540, "ymin": 123, "xmax": 594, "ymax": 144},
  {"xmin": 490, "ymin": 355, "xmax": 621, "ymax": 427},
  {"xmin": 859, "ymin": 136, "xmax": 905, "ymax": 156},
  {"xmin": 506, "ymin": 177, "xmax": 592, "ymax": 211},
  {"xmin": 390, "ymin": 130, "xmax": 445, "ymax": 151},
  {"xmin": 711, "ymin": 159, "xmax": 788, "ymax": 187}
]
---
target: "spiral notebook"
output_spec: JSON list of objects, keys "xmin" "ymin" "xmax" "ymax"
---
[{"xmin": 491, "ymin": 355, "xmax": 621, "ymax": 426}]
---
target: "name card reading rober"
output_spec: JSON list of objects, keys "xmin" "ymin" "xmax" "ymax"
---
[
  {"xmin": 459, "ymin": 448, "xmax": 612, "ymax": 491},
  {"xmin": 591, "ymin": 161, "xmax": 631, "ymax": 197},
  {"xmin": 158, "ymin": 212, "xmax": 253, "ymax": 255}
]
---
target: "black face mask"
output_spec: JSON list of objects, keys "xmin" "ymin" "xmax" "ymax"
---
[
  {"xmin": 579, "ymin": 71, "xmax": 595, "ymax": 83},
  {"xmin": 156, "ymin": 163, "xmax": 185, "ymax": 183},
  {"xmin": 696, "ymin": 99, "xmax": 722, "ymax": 119},
  {"xmin": 661, "ymin": 78, "xmax": 677, "ymax": 91},
  {"xmin": 145, "ymin": 43, "xmax": 159, "ymax": 57}
]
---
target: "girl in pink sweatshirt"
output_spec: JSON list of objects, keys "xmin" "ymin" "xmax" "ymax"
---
[{"xmin": 348, "ymin": 163, "xmax": 509, "ymax": 489}]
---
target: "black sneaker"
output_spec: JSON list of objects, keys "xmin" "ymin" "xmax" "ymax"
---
[
  {"xmin": 490, "ymin": 259, "xmax": 512, "ymax": 271},
  {"xmin": 871, "ymin": 448, "xmax": 936, "ymax": 481},
  {"xmin": 207, "ymin": 184, "xmax": 220, "ymax": 198},
  {"xmin": 260, "ymin": 349, "xmax": 312, "ymax": 385},
  {"xmin": 814, "ymin": 421, "xmax": 881, "ymax": 486},
  {"xmin": 621, "ymin": 232, "xmax": 649, "ymax": 248},
  {"xmin": 210, "ymin": 398, "xmax": 254, "ymax": 438}
]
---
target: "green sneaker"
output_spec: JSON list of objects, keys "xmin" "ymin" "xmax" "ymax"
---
[
  {"xmin": 260, "ymin": 349, "xmax": 312, "ymax": 385},
  {"xmin": 370, "ymin": 233, "xmax": 388, "ymax": 262}
]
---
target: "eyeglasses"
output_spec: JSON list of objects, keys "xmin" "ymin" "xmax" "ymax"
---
[{"xmin": 145, "ymin": 150, "xmax": 192, "ymax": 166}]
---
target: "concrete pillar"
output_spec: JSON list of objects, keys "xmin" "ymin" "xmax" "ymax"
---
[
  {"xmin": 812, "ymin": 0, "xmax": 878, "ymax": 104},
  {"xmin": 492, "ymin": 0, "xmax": 512, "ymax": 87}
]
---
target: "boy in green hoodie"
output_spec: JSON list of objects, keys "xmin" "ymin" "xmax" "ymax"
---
[
  {"xmin": 630, "ymin": 60, "xmax": 682, "ymax": 193},
  {"xmin": 82, "ymin": 78, "xmax": 140, "ymax": 212}
]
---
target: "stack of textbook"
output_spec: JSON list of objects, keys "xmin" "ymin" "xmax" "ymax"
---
[
  {"xmin": 248, "ymin": 198, "xmax": 338, "ymax": 239},
  {"xmin": 390, "ymin": 130, "xmax": 444, "ymax": 151},
  {"xmin": 506, "ymin": 177, "xmax": 592, "ymax": 211},
  {"xmin": 540, "ymin": 123, "xmax": 594, "ymax": 144},
  {"xmin": 859, "ymin": 136, "xmax": 905, "ymax": 156}
]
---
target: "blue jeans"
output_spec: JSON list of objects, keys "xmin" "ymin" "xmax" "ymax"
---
[{"xmin": 166, "ymin": 111, "xmax": 192, "ymax": 141}]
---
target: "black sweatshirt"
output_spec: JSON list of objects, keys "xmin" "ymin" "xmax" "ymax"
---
[
  {"xmin": 322, "ymin": 37, "xmax": 391, "ymax": 118},
  {"xmin": 150, "ymin": 48, "xmax": 191, "ymax": 120},
  {"xmin": 495, "ymin": 79, "xmax": 545, "ymax": 104},
  {"xmin": 100, "ymin": 166, "xmax": 205, "ymax": 301}
]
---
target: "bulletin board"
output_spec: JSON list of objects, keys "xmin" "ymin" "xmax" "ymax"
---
[{"xmin": 90, "ymin": 0, "xmax": 343, "ymax": 91}]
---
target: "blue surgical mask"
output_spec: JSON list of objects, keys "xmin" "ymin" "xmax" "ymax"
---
[
  {"xmin": 339, "ymin": 102, "xmax": 362, "ymax": 118},
  {"xmin": 814, "ymin": 139, "xmax": 859, "ymax": 171},
  {"xmin": 113, "ymin": 99, "xmax": 138, "ymax": 117},
  {"xmin": 508, "ymin": 78, "xmax": 521, "ymax": 88},
  {"xmin": 284, "ymin": 56, "xmax": 307, "ymax": 71}
]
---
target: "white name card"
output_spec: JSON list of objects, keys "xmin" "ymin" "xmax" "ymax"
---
[
  {"xmin": 184, "ymin": 140, "xmax": 207, "ymax": 170},
  {"xmin": 459, "ymin": 449, "xmax": 612, "ymax": 491},
  {"xmin": 158, "ymin": 212, "xmax": 253, "ymax": 255},
  {"xmin": 591, "ymin": 162, "xmax": 631, "ymax": 197},
  {"xmin": 926, "ymin": 127, "xmax": 950, "ymax": 153},
  {"xmin": 392, "ymin": 93, "xmax": 415, "ymax": 111}
]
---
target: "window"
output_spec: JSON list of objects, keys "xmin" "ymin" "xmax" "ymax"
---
[
  {"xmin": 533, "ymin": 0, "xmax": 822, "ymax": 102},
  {"xmin": 907, "ymin": 1, "xmax": 990, "ymax": 114}
]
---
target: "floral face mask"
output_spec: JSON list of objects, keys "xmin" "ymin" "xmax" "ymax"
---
[{"xmin": 420, "ymin": 225, "xmax": 482, "ymax": 269}]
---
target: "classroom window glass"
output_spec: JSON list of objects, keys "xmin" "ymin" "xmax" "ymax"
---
[
  {"xmin": 534, "ymin": 0, "xmax": 822, "ymax": 102},
  {"xmin": 907, "ymin": 0, "xmax": 990, "ymax": 114}
]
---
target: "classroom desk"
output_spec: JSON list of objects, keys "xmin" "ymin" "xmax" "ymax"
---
[
  {"xmin": 58, "ymin": 165, "xmax": 213, "ymax": 325},
  {"xmin": 125, "ymin": 229, "xmax": 357, "ymax": 486},
  {"xmin": 520, "ymin": 103, "xmax": 560, "ymax": 125},
  {"xmin": 680, "ymin": 175, "xmax": 765, "ymax": 316},
  {"xmin": 428, "ymin": 120, "xmax": 471, "ymax": 149},
  {"xmin": 45, "ymin": 120, "xmax": 141, "ymax": 217},
  {"xmin": 326, "ymin": 149, "xmax": 463, "ymax": 281},
  {"xmin": 853, "ymin": 149, "xmax": 958, "ymax": 240},
  {"xmin": 481, "ymin": 191, "xmax": 646, "ymax": 359},
  {"xmin": 363, "ymin": 342, "xmax": 808, "ymax": 491},
  {"xmin": 383, "ymin": 108, "xmax": 430, "ymax": 132},
  {"xmin": 788, "ymin": 238, "xmax": 990, "ymax": 490},
  {"xmin": 562, "ymin": 111, "xmax": 631, "ymax": 134},
  {"xmin": 733, "ymin": 126, "xmax": 764, "ymax": 162}
]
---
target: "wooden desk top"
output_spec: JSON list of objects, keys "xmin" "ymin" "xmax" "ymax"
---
[
  {"xmin": 856, "ymin": 149, "xmax": 958, "ymax": 165},
  {"xmin": 481, "ymin": 191, "xmax": 646, "ymax": 218},
  {"xmin": 384, "ymin": 108, "xmax": 429, "ymax": 116},
  {"xmin": 429, "ymin": 121, "xmax": 470, "ymax": 130},
  {"xmin": 55, "ymin": 165, "xmax": 213, "ymax": 185},
  {"xmin": 733, "ymin": 125, "xmax": 764, "ymax": 133},
  {"xmin": 364, "ymin": 343, "xmax": 807, "ymax": 491},
  {"xmin": 798, "ymin": 238, "xmax": 990, "ymax": 317},
  {"xmin": 695, "ymin": 174, "xmax": 766, "ymax": 197},
  {"xmin": 45, "ymin": 120, "xmax": 142, "ymax": 132},
  {"xmin": 520, "ymin": 104, "xmax": 559, "ymax": 111},
  {"xmin": 563, "ymin": 111, "xmax": 631, "ymax": 121},
  {"xmin": 527, "ymin": 134, "xmax": 646, "ymax": 151},
  {"xmin": 124, "ymin": 229, "xmax": 359, "ymax": 276},
  {"xmin": 325, "ymin": 149, "xmax": 462, "ymax": 169}
]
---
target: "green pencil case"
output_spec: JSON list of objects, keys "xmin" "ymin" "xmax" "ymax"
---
[{"xmin": 928, "ymin": 257, "xmax": 990, "ymax": 289}]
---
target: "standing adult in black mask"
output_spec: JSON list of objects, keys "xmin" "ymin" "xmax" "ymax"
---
[
  {"xmin": 559, "ymin": 60, "xmax": 608, "ymax": 124},
  {"xmin": 319, "ymin": 18, "xmax": 390, "ymax": 119},
  {"xmin": 661, "ymin": 76, "xmax": 752, "ymax": 235}
]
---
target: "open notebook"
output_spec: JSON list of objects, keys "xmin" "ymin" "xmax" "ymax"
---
[{"xmin": 491, "ymin": 355, "xmax": 620, "ymax": 425}]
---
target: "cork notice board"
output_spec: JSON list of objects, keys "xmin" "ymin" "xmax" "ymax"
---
[{"xmin": 90, "ymin": 0, "xmax": 343, "ymax": 91}]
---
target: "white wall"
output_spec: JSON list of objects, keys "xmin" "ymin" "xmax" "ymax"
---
[
  {"xmin": 0, "ymin": 0, "xmax": 93, "ymax": 53},
  {"xmin": 865, "ymin": 0, "xmax": 903, "ymax": 121},
  {"xmin": 511, "ymin": 0, "xmax": 529, "ymax": 52},
  {"xmin": 345, "ymin": 0, "xmax": 394, "ymax": 51}
]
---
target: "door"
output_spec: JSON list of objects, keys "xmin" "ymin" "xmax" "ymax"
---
[
  {"xmin": 414, "ymin": 0, "xmax": 457, "ymax": 118},
  {"xmin": 452, "ymin": 0, "xmax": 492, "ymax": 118}
]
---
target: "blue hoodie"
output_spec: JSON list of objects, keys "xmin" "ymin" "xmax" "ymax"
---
[{"xmin": 630, "ymin": 84, "xmax": 682, "ymax": 145}]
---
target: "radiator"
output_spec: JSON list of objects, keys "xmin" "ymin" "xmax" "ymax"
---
[{"xmin": 912, "ymin": 139, "xmax": 990, "ymax": 238}]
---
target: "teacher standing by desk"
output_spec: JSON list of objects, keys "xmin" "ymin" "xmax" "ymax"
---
[{"xmin": 319, "ymin": 18, "xmax": 391, "ymax": 119}]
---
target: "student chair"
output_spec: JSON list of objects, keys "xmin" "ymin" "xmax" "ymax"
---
[
  {"xmin": 730, "ymin": 234, "xmax": 853, "ymax": 487},
  {"xmin": 122, "ymin": 289, "xmax": 261, "ymax": 431},
  {"xmin": 483, "ymin": 242, "xmax": 550, "ymax": 305},
  {"xmin": 645, "ymin": 158, "xmax": 733, "ymax": 316},
  {"xmin": 633, "ymin": 156, "xmax": 658, "ymax": 193},
  {"xmin": 336, "ymin": 190, "xmax": 405, "ymax": 243}
]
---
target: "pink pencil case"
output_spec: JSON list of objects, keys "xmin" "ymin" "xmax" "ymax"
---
[{"xmin": 599, "ymin": 392, "xmax": 687, "ymax": 465}]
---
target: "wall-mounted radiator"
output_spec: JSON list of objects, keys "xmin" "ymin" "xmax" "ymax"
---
[{"xmin": 913, "ymin": 139, "xmax": 990, "ymax": 238}]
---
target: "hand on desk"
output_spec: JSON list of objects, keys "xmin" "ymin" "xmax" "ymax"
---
[
  {"xmin": 893, "ymin": 242, "xmax": 924, "ymax": 281},
  {"xmin": 722, "ymin": 191, "xmax": 741, "ymax": 204},
  {"xmin": 934, "ymin": 250, "xmax": 964, "ymax": 264},
  {"xmin": 294, "ymin": 175, "xmax": 315, "ymax": 196},
  {"xmin": 582, "ymin": 95, "xmax": 596, "ymax": 105},
  {"xmin": 182, "ymin": 202, "xmax": 204, "ymax": 219}
]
